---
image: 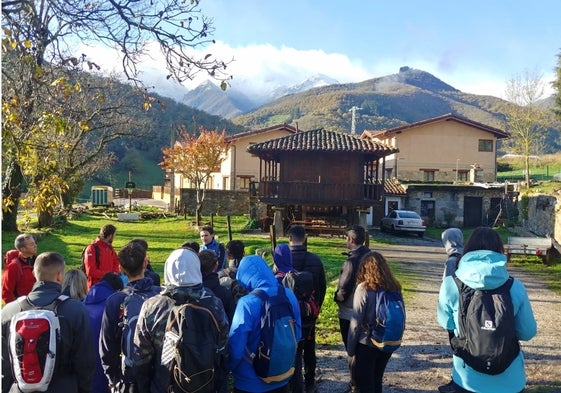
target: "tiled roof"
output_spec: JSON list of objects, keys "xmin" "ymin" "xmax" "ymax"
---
[
  {"xmin": 384, "ymin": 178, "xmax": 407, "ymax": 195},
  {"xmin": 363, "ymin": 113, "xmax": 509, "ymax": 139},
  {"xmin": 225, "ymin": 123, "xmax": 297, "ymax": 142},
  {"xmin": 247, "ymin": 128, "xmax": 397, "ymax": 154}
]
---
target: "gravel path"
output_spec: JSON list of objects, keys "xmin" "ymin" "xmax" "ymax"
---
[{"xmin": 314, "ymin": 237, "xmax": 561, "ymax": 393}]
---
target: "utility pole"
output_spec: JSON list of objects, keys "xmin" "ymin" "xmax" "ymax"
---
[{"xmin": 349, "ymin": 106, "xmax": 361, "ymax": 134}]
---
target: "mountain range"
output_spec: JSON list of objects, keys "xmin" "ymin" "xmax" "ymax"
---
[
  {"xmin": 135, "ymin": 65, "xmax": 561, "ymax": 160},
  {"xmin": 180, "ymin": 73, "xmax": 339, "ymax": 119}
]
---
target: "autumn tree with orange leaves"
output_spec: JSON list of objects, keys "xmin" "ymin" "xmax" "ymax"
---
[{"xmin": 160, "ymin": 126, "xmax": 230, "ymax": 226}]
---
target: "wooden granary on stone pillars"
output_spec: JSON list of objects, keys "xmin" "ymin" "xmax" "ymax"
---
[{"xmin": 247, "ymin": 128, "xmax": 398, "ymax": 236}]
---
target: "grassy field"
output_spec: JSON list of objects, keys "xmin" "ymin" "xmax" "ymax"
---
[
  {"xmin": 3, "ymin": 213, "xmax": 560, "ymax": 344},
  {"xmin": 497, "ymin": 153, "xmax": 561, "ymax": 182}
]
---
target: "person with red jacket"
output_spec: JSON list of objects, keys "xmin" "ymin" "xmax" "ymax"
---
[
  {"xmin": 83, "ymin": 224, "xmax": 120, "ymax": 289},
  {"xmin": 2, "ymin": 234, "xmax": 38, "ymax": 305}
]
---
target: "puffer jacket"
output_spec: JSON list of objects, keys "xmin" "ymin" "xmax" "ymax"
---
[
  {"xmin": 437, "ymin": 250, "xmax": 537, "ymax": 393},
  {"xmin": 228, "ymin": 255, "xmax": 301, "ymax": 392}
]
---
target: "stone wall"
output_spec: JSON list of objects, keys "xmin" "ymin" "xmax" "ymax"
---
[
  {"xmin": 405, "ymin": 186, "xmax": 505, "ymax": 228},
  {"xmin": 524, "ymin": 194, "xmax": 560, "ymax": 241},
  {"xmin": 179, "ymin": 189, "xmax": 250, "ymax": 216}
]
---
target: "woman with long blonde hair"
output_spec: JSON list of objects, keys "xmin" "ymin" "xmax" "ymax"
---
[
  {"xmin": 62, "ymin": 268, "xmax": 88, "ymax": 300},
  {"xmin": 347, "ymin": 251, "xmax": 404, "ymax": 393}
]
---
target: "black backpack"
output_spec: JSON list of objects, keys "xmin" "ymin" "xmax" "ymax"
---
[
  {"xmin": 80, "ymin": 242, "xmax": 100, "ymax": 273},
  {"xmin": 161, "ymin": 292, "xmax": 223, "ymax": 393},
  {"xmin": 450, "ymin": 275, "xmax": 520, "ymax": 375},
  {"xmin": 281, "ymin": 270, "xmax": 319, "ymax": 328}
]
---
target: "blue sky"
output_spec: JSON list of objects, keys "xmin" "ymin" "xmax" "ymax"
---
[{"xmin": 88, "ymin": 1, "xmax": 560, "ymax": 99}]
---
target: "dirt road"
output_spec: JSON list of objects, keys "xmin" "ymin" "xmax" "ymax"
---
[{"xmin": 314, "ymin": 235, "xmax": 561, "ymax": 392}]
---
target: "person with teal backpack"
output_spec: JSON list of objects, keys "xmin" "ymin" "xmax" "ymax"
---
[
  {"xmin": 347, "ymin": 251, "xmax": 405, "ymax": 393},
  {"xmin": 228, "ymin": 255, "xmax": 302, "ymax": 393}
]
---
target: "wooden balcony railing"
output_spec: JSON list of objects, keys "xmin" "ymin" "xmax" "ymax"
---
[{"xmin": 254, "ymin": 181, "xmax": 383, "ymax": 205}]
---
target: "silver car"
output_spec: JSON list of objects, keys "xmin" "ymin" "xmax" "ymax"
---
[{"xmin": 380, "ymin": 210, "xmax": 426, "ymax": 237}]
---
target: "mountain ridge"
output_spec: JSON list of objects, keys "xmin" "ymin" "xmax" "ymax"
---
[{"xmin": 228, "ymin": 67, "xmax": 560, "ymax": 153}]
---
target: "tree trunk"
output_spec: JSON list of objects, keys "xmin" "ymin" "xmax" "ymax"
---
[
  {"xmin": 61, "ymin": 190, "xmax": 74, "ymax": 208},
  {"xmin": 195, "ymin": 187, "xmax": 205, "ymax": 226},
  {"xmin": 195, "ymin": 201, "xmax": 204, "ymax": 226},
  {"xmin": 38, "ymin": 211, "xmax": 54, "ymax": 228},
  {"xmin": 525, "ymin": 154, "xmax": 530, "ymax": 187},
  {"xmin": 1, "ymin": 160, "xmax": 23, "ymax": 232}
]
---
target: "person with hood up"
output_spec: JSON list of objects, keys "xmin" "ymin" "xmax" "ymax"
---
[
  {"xmin": 133, "ymin": 248, "xmax": 229, "ymax": 393},
  {"xmin": 437, "ymin": 227, "xmax": 537, "ymax": 393},
  {"xmin": 273, "ymin": 243, "xmax": 295, "ymax": 282},
  {"xmin": 228, "ymin": 255, "xmax": 302, "ymax": 393},
  {"xmin": 441, "ymin": 228, "xmax": 464, "ymax": 279},
  {"xmin": 83, "ymin": 272, "xmax": 124, "ymax": 393},
  {"xmin": 272, "ymin": 243, "xmax": 306, "ymax": 393}
]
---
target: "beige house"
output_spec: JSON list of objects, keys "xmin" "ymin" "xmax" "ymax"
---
[
  {"xmin": 363, "ymin": 113, "xmax": 509, "ymax": 183},
  {"xmin": 172, "ymin": 123, "xmax": 298, "ymax": 191}
]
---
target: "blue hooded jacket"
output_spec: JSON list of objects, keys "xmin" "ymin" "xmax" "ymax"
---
[
  {"xmin": 273, "ymin": 243, "xmax": 294, "ymax": 278},
  {"xmin": 84, "ymin": 280, "xmax": 121, "ymax": 393},
  {"xmin": 228, "ymin": 255, "xmax": 302, "ymax": 392},
  {"xmin": 437, "ymin": 250, "xmax": 537, "ymax": 393}
]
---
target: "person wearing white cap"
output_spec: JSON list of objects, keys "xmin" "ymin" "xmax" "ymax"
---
[{"xmin": 133, "ymin": 248, "xmax": 229, "ymax": 393}]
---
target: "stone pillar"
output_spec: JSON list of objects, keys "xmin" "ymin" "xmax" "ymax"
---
[{"xmin": 273, "ymin": 207, "xmax": 285, "ymax": 237}]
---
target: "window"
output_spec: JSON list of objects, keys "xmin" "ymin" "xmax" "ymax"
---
[
  {"xmin": 457, "ymin": 170, "xmax": 469, "ymax": 181},
  {"xmin": 422, "ymin": 170, "xmax": 435, "ymax": 182},
  {"xmin": 478, "ymin": 139, "xmax": 493, "ymax": 152},
  {"xmin": 238, "ymin": 176, "xmax": 252, "ymax": 190},
  {"xmin": 387, "ymin": 200, "xmax": 399, "ymax": 212}
]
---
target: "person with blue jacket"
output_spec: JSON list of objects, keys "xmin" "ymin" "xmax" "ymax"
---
[
  {"xmin": 437, "ymin": 227, "xmax": 537, "ymax": 393},
  {"xmin": 200, "ymin": 225, "xmax": 227, "ymax": 270},
  {"xmin": 83, "ymin": 272, "xmax": 124, "ymax": 393},
  {"xmin": 228, "ymin": 254, "xmax": 302, "ymax": 393}
]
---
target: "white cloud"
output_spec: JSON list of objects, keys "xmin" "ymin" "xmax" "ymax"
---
[{"xmin": 73, "ymin": 41, "xmax": 555, "ymax": 101}]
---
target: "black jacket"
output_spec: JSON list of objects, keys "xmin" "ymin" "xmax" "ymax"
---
[
  {"xmin": 202, "ymin": 272, "xmax": 236, "ymax": 323},
  {"xmin": 334, "ymin": 245, "xmax": 371, "ymax": 319},
  {"xmin": 1, "ymin": 281, "xmax": 95, "ymax": 393},
  {"xmin": 290, "ymin": 245, "xmax": 327, "ymax": 309}
]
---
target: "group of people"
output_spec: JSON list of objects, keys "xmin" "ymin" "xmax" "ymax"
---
[
  {"xmin": 1, "ymin": 221, "xmax": 538, "ymax": 393},
  {"xmin": 1, "ymin": 224, "xmax": 327, "ymax": 393}
]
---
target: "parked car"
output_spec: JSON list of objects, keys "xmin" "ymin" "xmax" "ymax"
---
[{"xmin": 380, "ymin": 210, "xmax": 426, "ymax": 237}]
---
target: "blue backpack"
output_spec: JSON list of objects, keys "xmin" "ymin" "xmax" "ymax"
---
[
  {"xmin": 248, "ymin": 285, "xmax": 297, "ymax": 384},
  {"xmin": 369, "ymin": 290, "xmax": 406, "ymax": 353}
]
